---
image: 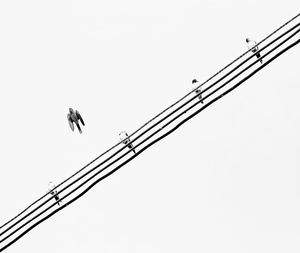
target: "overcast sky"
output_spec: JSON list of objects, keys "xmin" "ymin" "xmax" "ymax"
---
[{"xmin": 0, "ymin": 1, "xmax": 299, "ymax": 252}]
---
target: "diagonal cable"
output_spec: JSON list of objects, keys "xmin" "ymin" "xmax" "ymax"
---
[
  {"xmin": 1, "ymin": 32, "xmax": 299, "ymax": 252},
  {"xmin": 0, "ymin": 21, "xmax": 299, "ymax": 251},
  {"xmin": 1, "ymin": 17, "xmax": 299, "ymax": 243},
  {"xmin": 1, "ymin": 12, "xmax": 298, "ymax": 232}
]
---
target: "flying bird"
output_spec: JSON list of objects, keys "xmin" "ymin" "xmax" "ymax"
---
[
  {"xmin": 119, "ymin": 131, "xmax": 136, "ymax": 154},
  {"xmin": 67, "ymin": 108, "xmax": 85, "ymax": 134},
  {"xmin": 192, "ymin": 79, "xmax": 204, "ymax": 104},
  {"xmin": 246, "ymin": 38, "xmax": 263, "ymax": 64}
]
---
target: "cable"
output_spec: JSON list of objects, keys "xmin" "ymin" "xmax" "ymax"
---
[
  {"xmin": 1, "ymin": 12, "xmax": 298, "ymax": 231},
  {"xmin": 1, "ymin": 24, "xmax": 299, "ymax": 248},
  {"xmin": 1, "ymin": 18, "xmax": 299, "ymax": 244},
  {"xmin": 0, "ymin": 31, "xmax": 298, "ymax": 253},
  {"xmin": 1, "ymin": 35, "xmax": 299, "ymax": 252},
  {"xmin": 128, "ymin": 12, "xmax": 300, "ymax": 130},
  {"xmin": 1, "ymin": 20, "xmax": 297, "ymax": 241}
]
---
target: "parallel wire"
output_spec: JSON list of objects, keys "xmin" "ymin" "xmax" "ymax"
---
[
  {"xmin": 2, "ymin": 17, "xmax": 299, "ymax": 243},
  {"xmin": 1, "ymin": 34, "xmax": 299, "ymax": 252},
  {"xmin": 130, "ymin": 12, "xmax": 300, "ymax": 133},
  {"xmin": 1, "ymin": 12, "xmax": 298, "ymax": 231},
  {"xmin": 1, "ymin": 22, "xmax": 300, "ymax": 251},
  {"xmin": 2, "ymin": 20, "xmax": 299, "ymax": 241}
]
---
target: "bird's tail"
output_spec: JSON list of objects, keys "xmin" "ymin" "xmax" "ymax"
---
[
  {"xmin": 76, "ymin": 123, "xmax": 82, "ymax": 134},
  {"xmin": 128, "ymin": 144, "xmax": 136, "ymax": 154}
]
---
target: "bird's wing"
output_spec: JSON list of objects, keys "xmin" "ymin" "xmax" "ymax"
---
[
  {"xmin": 75, "ymin": 110, "xmax": 85, "ymax": 126},
  {"xmin": 68, "ymin": 114, "xmax": 74, "ymax": 131}
]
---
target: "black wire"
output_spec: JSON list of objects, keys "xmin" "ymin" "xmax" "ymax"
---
[
  {"xmin": 1, "ymin": 20, "xmax": 299, "ymax": 245},
  {"xmin": 1, "ymin": 35, "xmax": 299, "ymax": 252},
  {"xmin": 2, "ymin": 28, "xmax": 300, "ymax": 248},
  {"xmin": 1, "ymin": 12, "xmax": 298, "ymax": 232}
]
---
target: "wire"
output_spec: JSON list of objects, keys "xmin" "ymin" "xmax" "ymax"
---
[
  {"xmin": 1, "ymin": 34, "xmax": 299, "ymax": 252},
  {"xmin": 1, "ymin": 18, "xmax": 299, "ymax": 249},
  {"xmin": 1, "ymin": 12, "xmax": 298, "ymax": 232},
  {"xmin": 2, "ymin": 20, "xmax": 298, "ymax": 242},
  {"xmin": 2, "ymin": 24, "xmax": 300, "ymax": 250}
]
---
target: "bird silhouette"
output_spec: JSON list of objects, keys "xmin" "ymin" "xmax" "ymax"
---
[
  {"xmin": 192, "ymin": 79, "xmax": 204, "ymax": 104},
  {"xmin": 48, "ymin": 182, "xmax": 61, "ymax": 206},
  {"xmin": 246, "ymin": 38, "xmax": 263, "ymax": 64},
  {"xmin": 119, "ymin": 131, "xmax": 136, "ymax": 154},
  {"xmin": 67, "ymin": 108, "xmax": 85, "ymax": 134}
]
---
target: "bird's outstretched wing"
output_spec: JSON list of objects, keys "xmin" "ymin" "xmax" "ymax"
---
[
  {"xmin": 75, "ymin": 110, "xmax": 85, "ymax": 126},
  {"xmin": 67, "ymin": 114, "xmax": 74, "ymax": 131}
]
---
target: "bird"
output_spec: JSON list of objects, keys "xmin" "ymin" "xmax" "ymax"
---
[
  {"xmin": 119, "ymin": 131, "xmax": 136, "ymax": 154},
  {"xmin": 246, "ymin": 38, "xmax": 263, "ymax": 64},
  {"xmin": 67, "ymin": 108, "xmax": 85, "ymax": 134},
  {"xmin": 48, "ymin": 182, "xmax": 61, "ymax": 206},
  {"xmin": 192, "ymin": 79, "xmax": 204, "ymax": 104}
]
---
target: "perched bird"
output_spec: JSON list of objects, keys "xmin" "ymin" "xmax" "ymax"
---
[
  {"xmin": 67, "ymin": 108, "xmax": 85, "ymax": 134},
  {"xmin": 119, "ymin": 131, "xmax": 136, "ymax": 154},
  {"xmin": 48, "ymin": 182, "xmax": 61, "ymax": 206},
  {"xmin": 192, "ymin": 79, "xmax": 204, "ymax": 104},
  {"xmin": 246, "ymin": 38, "xmax": 263, "ymax": 64}
]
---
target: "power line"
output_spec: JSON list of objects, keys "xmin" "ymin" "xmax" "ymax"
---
[
  {"xmin": 1, "ymin": 15, "xmax": 299, "ymax": 243},
  {"xmin": 1, "ymin": 12, "xmax": 298, "ymax": 232},
  {"xmin": 2, "ymin": 20, "xmax": 297, "ymax": 240},
  {"xmin": 0, "ymin": 14, "xmax": 299, "ymax": 252},
  {"xmin": 2, "ymin": 30, "xmax": 300, "ymax": 251},
  {"xmin": 1, "ymin": 18, "xmax": 299, "ymax": 240},
  {"xmin": 1, "ymin": 33, "xmax": 299, "ymax": 252}
]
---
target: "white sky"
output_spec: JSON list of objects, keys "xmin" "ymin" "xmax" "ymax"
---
[{"xmin": 0, "ymin": 0, "xmax": 300, "ymax": 252}]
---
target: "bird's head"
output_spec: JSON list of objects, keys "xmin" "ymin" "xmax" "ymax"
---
[
  {"xmin": 246, "ymin": 38, "xmax": 250, "ymax": 43},
  {"xmin": 119, "ymin": 131, "xmax": 128, "ymax": 140},
  {"xmin": 69, "ymin": 108, "xmax": 74, "ymax": 113},
  {"xmin": 192, "ymin": 79, "xmax": 198, "ymax": 84},
  {"xmin": 48, "ymin": 181, "xmax": 55, "ymax": 189}
]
